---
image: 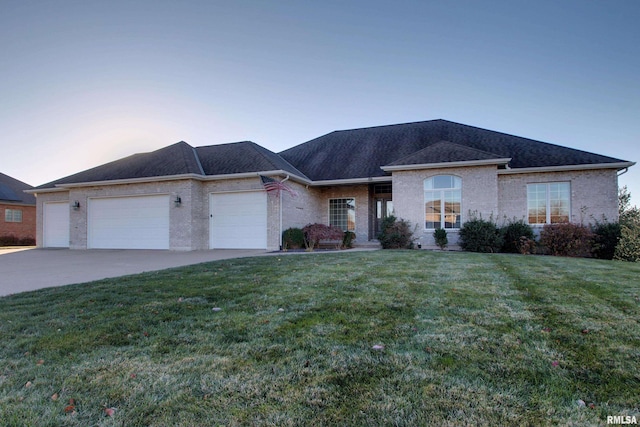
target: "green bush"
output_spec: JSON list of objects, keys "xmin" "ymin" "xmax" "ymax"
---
[
  {"xmin": 614, "ymin": 223, "xmax": 640, "ymax": 262},
  {"xmin": 342, "ymin": 231, "xmax": 356, "ymax": 249},
  {"xmin": 378, "ymin": 215, "xmax": 415, "ymax": 249},
  {"xmin": 539, "ymin": 223, "xmax": 593, "ymax": 257},
  {"xmin": 501, "ymin": 219, "xmax": 535, "ymax": 254},
  {"xmin": 592, "ymin": 222, "xmax": 621, "ymax": 260},
  {"xmin": 433, "ymin": 228, "xmax": 448, "ymax": 250},
  {"xmin": 282, "ymin": 228, "xmax": 305, "ymax": 250},
  {"xmin": 459, "ymin": 216, "xmax": 503, "ymax": 253}
]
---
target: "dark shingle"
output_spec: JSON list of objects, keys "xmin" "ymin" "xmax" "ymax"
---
[
  {"xmin": 195, "ymin": 141, "xmax": 308, "ymax": 178},
  {"xmin": 280, "ymin": 119, "xmax": 629, "ymax": 181},
  {"xmin": 36, "ymin": 142, "xmax": 202, "ymax": 189},
  {"xmin": 387, "ymin": 141, "xmax": 508, "ymax": 166},
  {"xmin": 0, "ymin": 173, "xmax": 36, "ymax": 204}
]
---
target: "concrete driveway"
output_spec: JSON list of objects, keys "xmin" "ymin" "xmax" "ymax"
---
[{"xmin": 0, "ymin": 248, "xmax": 267, "ymax": 297}]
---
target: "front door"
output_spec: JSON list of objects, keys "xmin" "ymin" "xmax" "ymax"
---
[{"xmin": 374, "ymin": 198, "xmax": 393, "ymax": 237}]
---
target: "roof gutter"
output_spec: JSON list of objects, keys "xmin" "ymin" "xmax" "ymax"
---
[
  {"xmin": 25, "ymin": 170, "xmax": 312, "ymax": 193},
  {"xmin": 381, "ymin": 158, "xmax": 512, "ymax": 172},
  {"xmin": 498, "ymin": 161, "xmax": 635, "ymax": 175}
]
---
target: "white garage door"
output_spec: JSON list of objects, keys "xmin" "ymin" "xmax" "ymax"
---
[
  {"xmin": 44, "ymin": 202, "xmax": 70, "ymax": 248},
  {"xmin": 88, "ymin": 195, "xmax": 170, "ymax": 249},
  {"xmin": 210, "ymin": 192, "xmax": 267, "ymax": 249}
]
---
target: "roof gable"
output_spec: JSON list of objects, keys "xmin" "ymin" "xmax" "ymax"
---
[
  {"xmin": 0, "ymin": 172, "xmax": 36, "ymax": 204},
  {"xmin": 195, "ymin": 141, "xmax": 308, "ymax": 178},
  {"xmin": 386, "ymin": 140, "xmax": 509, "ymax": 167}
]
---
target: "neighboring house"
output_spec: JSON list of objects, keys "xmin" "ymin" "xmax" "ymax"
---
[
  {"xmin": 0, "ymin": 172, "xmax": 36, "ymax": 243},
  {"xmin": 28, "ymin": 119, "xmax": 635, "ymax": 250}
]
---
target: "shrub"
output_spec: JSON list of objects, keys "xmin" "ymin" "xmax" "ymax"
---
[
  {"xmin": 342, "ymin": 231, "xmax": 356, "ymax": 249},
  {"xmin": 302, "ymin": 223, "xmax": 344, "ymax": 251},
  {"xmin": 18, "ymin": 237, "xmax": 36, "ymax": 246},
  {"xmin": 614, "ymin": 223, "xmax": 640, "ymax": 262},
  {"xmin": 592, "ymin": 222, "xmax": 621, "ymax": 260},
  {"xmin": 539, "ymin": 223, "xmax": 594, "ymax": 257},
  {"xmin": 282, "ymin": 228, "xmax": 305, "ymax": 250},
  {"xmin": 0, "ymin": 235, "xmax": 20, "ymax": 246},
  {"xmin": 614, "ymin": 186, "xmax": 640, "ymax": 262},
  {"xmin": 459, "ymin": 216, "xmax": 503, "ymax": 253},
  {"xmin": 378, "ymin": 215, "xmax": 415, "ymax": 249},
  {"xmin": 501, "ymin": 219, "xmax": 535, "ymax": 254},
  {"xmin": 433, "ymin": 228, "xmax": 448, "ymax": 250},
  {"xmin": 517, "ymin": 236, "xmax": 537, "ymax": 255}
]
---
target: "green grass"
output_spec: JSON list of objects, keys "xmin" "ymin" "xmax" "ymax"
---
[{"xmin": 0, "ymin": 251, "xmax": 638, "ymax": 426}]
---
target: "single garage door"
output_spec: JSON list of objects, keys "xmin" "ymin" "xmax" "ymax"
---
[
  {"xmin": 43, "ymin": 202, "xmax": 70, "ymax": 248},
  {"xmin": 210, "ymin": 191, "xmax": 267, "ymax": 249},
  {"xmin": 88, "ymin": 195, "xmax": 170, "ymax": 249}
]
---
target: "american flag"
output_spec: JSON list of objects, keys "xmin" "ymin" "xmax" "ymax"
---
[{"xmin": 260, "ymin": 175, "xmax": 297, "ymax": 197}]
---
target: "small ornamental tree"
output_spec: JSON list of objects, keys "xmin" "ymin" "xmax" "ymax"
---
[{"xmin": 302, "ymin": 223, "xmax": 344, "ymax": 251}]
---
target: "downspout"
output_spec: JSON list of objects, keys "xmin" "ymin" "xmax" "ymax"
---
[
  {"xmin": 279, "ymin": 175, "xmax": 290, "ymax": 250},
  {"xmin": 617, "ymin": 167, "xmax": 629, "ymax": 177}
]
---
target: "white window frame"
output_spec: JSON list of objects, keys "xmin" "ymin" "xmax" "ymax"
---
[
  {"xmin": 527, "ymin": 182, "xmax": 571, "ymax": 225},
  {"xmin": 5, "ymin": 208, "xmax": 22, "ymax": 223},
  {"xmin": 424, "ymin": 175, "xmax": 462, "ymax": 230},
  {"xmin": 329, "ymin": 198, "xmax": 356, "ymax": 232}
]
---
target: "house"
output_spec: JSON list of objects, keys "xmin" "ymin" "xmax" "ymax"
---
[
  {"xmin": 1, "ymin": 172, "xmax": 36, "ymax": 243},
  {"xmin": 28, "ymin": 119, "xmax": 635, "ymax": 250}
]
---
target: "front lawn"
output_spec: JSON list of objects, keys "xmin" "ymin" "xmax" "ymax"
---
[{"xmin": 0, "ymin": 251, "xmax": 638, "ymax": 426}]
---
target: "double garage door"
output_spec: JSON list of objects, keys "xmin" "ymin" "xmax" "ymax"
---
[
  {"xmin": 88, "ymin": 195, "xmax": 170, "ymax": 249},
  {"xmin": 43, "ymin": 192, "xmax": 267, "ymax": 250}
]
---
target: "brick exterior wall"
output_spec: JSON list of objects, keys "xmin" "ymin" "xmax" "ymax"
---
[
  {"xmin": 32, "ymin": 167, "xmax": 621, "ymax": 251},
  {"xmin": 0, "ymin": 203, "xmax": 36, "ymax": 242},
  {"xmin": 392, "ymin": 166, "xmax": 499, "ymax": 248},
  {"xmin": 498, "ymin": 169, "xmax": 620, "ymax": 226}
]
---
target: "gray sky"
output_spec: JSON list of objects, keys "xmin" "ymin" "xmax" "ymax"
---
[{"xmin": 2, "ymin": 0, "xmax": 639, "ymax": 204}]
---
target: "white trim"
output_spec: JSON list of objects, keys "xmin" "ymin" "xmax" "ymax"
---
[
  {"xmin": 382, "ymin": 158, "xmax": 511, "ymax": 172},
  {"xmin": 26, "ymin": 170, "xmax": 312, "ymax": 191},
  {"xmin": 310, "ymin": 176, "xmax": 391, "ymax": 186},
  {"xmin": 526, "ymin": 181, "xmax": 571, "ymax": 225},
  {"xmin": 423, "ymin": 176, "xmax": 462, "ymax": 231},
  {"xmin": 328, "ymin": 197, "xmax": 356, "ymax": 232},
  {"xmin": 498, "ymin": 162, "xmax": 635, "ymax": 175}
]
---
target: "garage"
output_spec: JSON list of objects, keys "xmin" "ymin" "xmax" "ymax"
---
[
  {"xmin": 88, "ymin": 195, "xmax": 170, "ymax": 249},
  {"xmin": 210, "ymin": 191, "xmax": 267, "ymax": 249},
  {"xmin": 43, "ymin": 202, "xmax": 70, "ymax": 248}
]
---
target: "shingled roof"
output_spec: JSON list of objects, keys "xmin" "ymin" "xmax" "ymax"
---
[
  {"xmin": 386, "ymin": 141, "xmax": 510, "ymax": 167},
  {"xmin": 0, "ymin": 172, "xmax": 36, "ymax": 204},
  {"xmin": 34, "ymin": 119, "xmax": 632, "ymax": 189},
  {"xmin": 195, "ymin": 141, "xmax": 307, "ymax": 178},
  {"xmin": 36, "ymin": 141, "xmax": 307, "ymax": 189},
  {"xmin": 279, "ymin": 119, "xmax": 630, "ymax": 181}
]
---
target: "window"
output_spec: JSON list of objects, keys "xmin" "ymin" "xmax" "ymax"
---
[
  {"xmin": 5, "ymin": 209, "xmax": 22, "ymax": 223},
  {"xmin": 329, "ymin": 198, "xmax": 355, "ymax": 231},
  {"xmin": 527, "ymin": 182, "xmax": 570, "ymax": 224},
  {"xmin": 424, "ymin": 175, "xmax": 461, "ymax": 229}
]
